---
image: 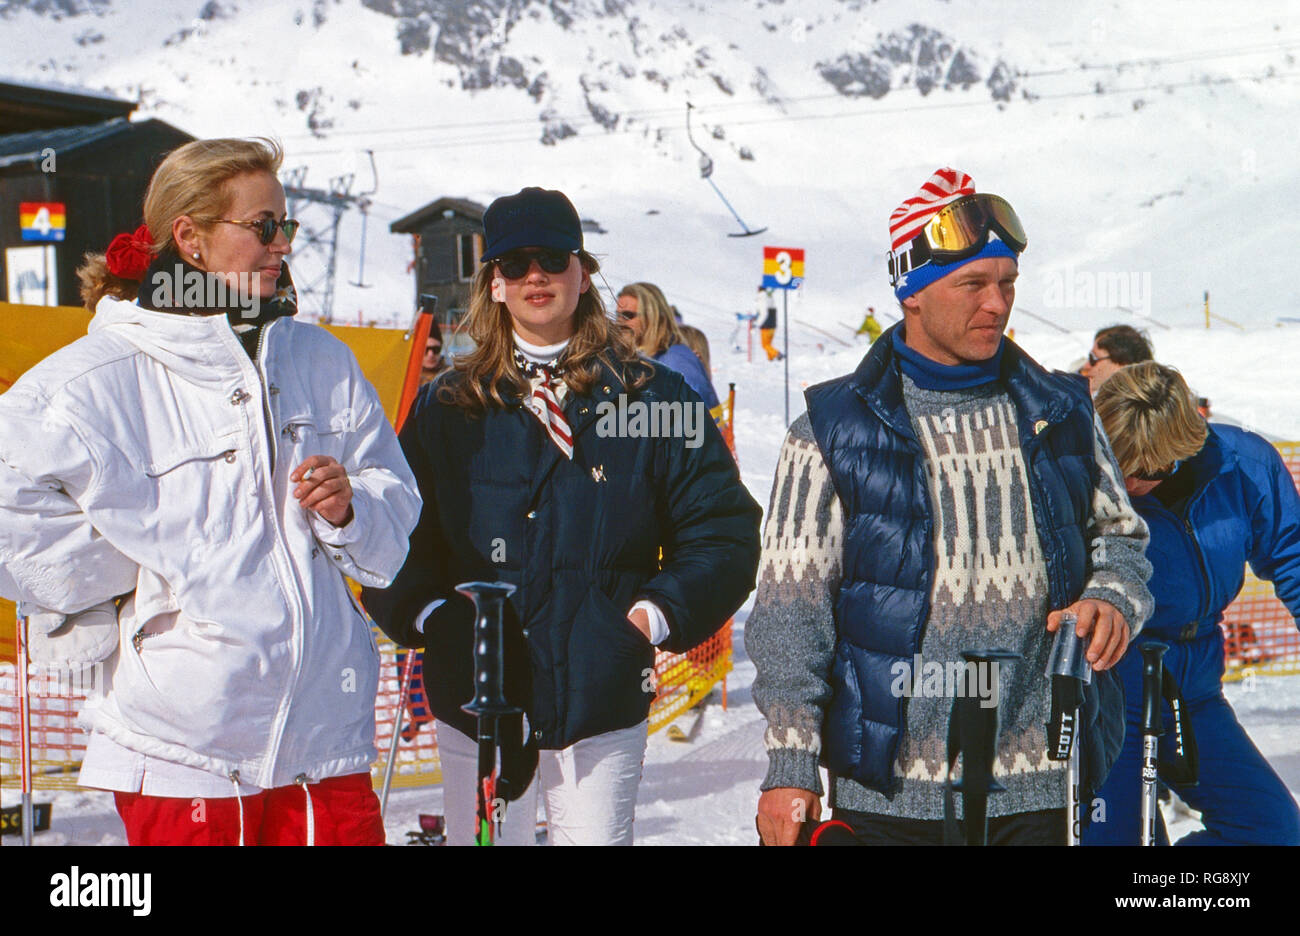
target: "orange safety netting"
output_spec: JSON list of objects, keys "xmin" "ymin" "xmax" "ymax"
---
[{"xmin": 0, "ymin": 623, "xmax": 731, "ymax": 791}]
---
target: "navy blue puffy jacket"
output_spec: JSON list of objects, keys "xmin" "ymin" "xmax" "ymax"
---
[
  {"xmin": 362, "ymin": 352, "xmax": 761, "ymax": 749},
  {"xmin": 804, "ymin": 324, "xmax": 1125, "ymax": 799}
]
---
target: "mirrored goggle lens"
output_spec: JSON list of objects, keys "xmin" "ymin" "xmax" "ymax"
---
[
  {"xmin": 496, "ymin": 250, "xmax": 572, "ymax": 279},
  {"xmin": 258, "ymin": 218, "xmax": 299, "ymax": 245},
  {"xmin": 923, "ymin": 194, "xmax": 1026, "ymax": 259}
]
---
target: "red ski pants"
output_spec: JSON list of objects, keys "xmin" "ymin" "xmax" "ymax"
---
[{"xmin": 114, "ymin": 772, "xmax": 385, "ymax": 846}]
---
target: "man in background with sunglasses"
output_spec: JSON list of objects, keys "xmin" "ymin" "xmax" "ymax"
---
[
  {"xmin": 1080, "ymin": 324, "xmax": 1153, "ymax": 395},
  {"xmin": 750, "ymin": 167, "xmax": 1153, "ymax": 845}
]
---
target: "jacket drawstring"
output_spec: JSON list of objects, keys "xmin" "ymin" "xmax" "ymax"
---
[
  {"xmin": 229, "ymin": 770, "xmax": 246, "ymax": 846},
  {"xmin": 295, "ymin": 774, "xmax": 315, "ymax": 846}
]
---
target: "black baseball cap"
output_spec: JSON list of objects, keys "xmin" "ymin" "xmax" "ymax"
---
[{"xmin": 481, "ymin": 187, "xmax": 583, "ymax": 261}]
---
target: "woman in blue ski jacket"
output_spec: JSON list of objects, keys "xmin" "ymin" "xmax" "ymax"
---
[{"xmin": 1084, "ymin": 362, "xmax": 1300, "ymax": 845}]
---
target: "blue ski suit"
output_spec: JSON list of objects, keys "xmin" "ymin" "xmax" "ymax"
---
[{"xmin": 1083, "ymin": 424, "xmax": 1300, "ymax": 845}]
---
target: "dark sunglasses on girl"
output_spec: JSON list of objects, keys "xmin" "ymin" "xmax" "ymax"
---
[
  {"xmin": 204, "ymin": 216, "xmax": 300, "ymax": 245},
  {"xmin": 493, "ymin": 248, "xmax": 574, "ymax": 279},
  {"xmin": 1087, "ymin": 351, "xmax": 1111, "ymax": 366}
]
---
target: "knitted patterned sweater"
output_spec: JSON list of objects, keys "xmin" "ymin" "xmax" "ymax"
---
[{"xmin": 747, "ymin": 374, "xmax": 1152, "ymax": 819}]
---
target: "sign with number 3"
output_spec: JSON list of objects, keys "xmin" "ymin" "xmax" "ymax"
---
[{"xmin": 762, "ymin": 246, "xmax": 804, "ymax": 290}]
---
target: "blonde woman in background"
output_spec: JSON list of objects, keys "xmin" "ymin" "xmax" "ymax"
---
[{"xmin": 1083, "ymin": 362, "xmax": 1300, "ymax": 845}]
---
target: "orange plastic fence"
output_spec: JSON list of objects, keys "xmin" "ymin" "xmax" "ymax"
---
[{"xmin": 0, "ymin": 622, "xmax": 731, "ymax": 791}]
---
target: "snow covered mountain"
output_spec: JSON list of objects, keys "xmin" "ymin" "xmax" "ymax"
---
[{"xmin": 2, "ymin": 1, "xmax": 1299, "ymax": 367}]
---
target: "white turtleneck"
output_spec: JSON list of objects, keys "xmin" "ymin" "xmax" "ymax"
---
[{"xmin": 513, "ymin": 332, "xmax": 569, "ymax": 364}]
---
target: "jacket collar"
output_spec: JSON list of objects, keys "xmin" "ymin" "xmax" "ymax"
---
[
  {"xmin": 850, "ymin": 321, "xmax": 1086, "ymax": 443},
  {"xmin": 88, "ymin": 295, "xmax": 268, "ymax": 391}
]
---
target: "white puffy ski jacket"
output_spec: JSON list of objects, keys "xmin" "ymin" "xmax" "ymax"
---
[{"xmin": 0, "ymin": 297, "xmax": 421, "ymax": 788}]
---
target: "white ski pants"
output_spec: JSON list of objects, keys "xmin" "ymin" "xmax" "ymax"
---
[{"xmin": 434, "ymin": 718, "xmax": 648, "ymax": 846}]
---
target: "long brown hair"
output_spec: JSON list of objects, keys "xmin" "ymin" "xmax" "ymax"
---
[
  {"xmin": 76, "ymin": 137, "xmax": 284, "ymax": 311},
  {"xmin": 440, "ymin": 251, "xmax": 650, "ymax": 412},
  {"xmin": 1094, "ymin": 361, "xmax": 1208, "ymax": 477}
]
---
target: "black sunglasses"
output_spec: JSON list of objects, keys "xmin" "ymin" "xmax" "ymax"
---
[
  {"xmin": 1087, "ymin": 351, "xmax": 1111, "ymax": 367},
  {"xmin": 493, "ymin": 248, "xmax": 573, "ymax": 280},
  {"xmin": 617, "ymin": 309, "xmax": 639, "ymax": 321},
  {"xmin": 204, "ymin": 216, "xmax": 300, "ymax": 245},
  {"xmin": 425, "ymin": 344, "xmax": 442, "ymax": 354}
]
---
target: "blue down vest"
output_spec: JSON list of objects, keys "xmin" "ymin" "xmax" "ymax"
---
[{"xmin": 805, "ymin": 325, "xmax": 1122, "ymax": 797}]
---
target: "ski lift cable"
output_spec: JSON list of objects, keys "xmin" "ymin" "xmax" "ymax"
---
[
  {"xmin": 290, "ymin": 65, "xmax": 1300, "ymax": 158},
  {"xmin": 279, "ymin": 37, "xmax": 1300, "ymax": 143}
]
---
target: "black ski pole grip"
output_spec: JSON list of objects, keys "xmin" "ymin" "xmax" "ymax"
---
[
  {"xmin": 1140, "ymin": 642, "xmax": 1169, "ymax": 739},
  {"xmin": 457, "ymin": 581, "xmax": 522, "ymax": 718}
]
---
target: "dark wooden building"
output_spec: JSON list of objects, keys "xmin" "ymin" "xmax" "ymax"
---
[
  {"xmin": 390, "ymin": 196, "xmax": 485, "ymax": 345},
  {"xmin": 0, "ymin": 80, "xmax": 192, "ymax": 307}
]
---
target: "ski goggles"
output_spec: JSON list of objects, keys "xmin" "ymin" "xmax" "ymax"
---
[
  {"xmin": 204, "ymin": 216, "xmax": 300, "ymax": 245},
  {"xmin": 888, "ymin": 194, "xmax": 1027, "ymax": 284},
  {"xmin": 492, "ymin": 248, "xmax": 575, "ymax": 279}
]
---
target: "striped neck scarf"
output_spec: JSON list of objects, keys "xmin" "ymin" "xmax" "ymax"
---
[{"xmin": 514, "ymin": 348, "xmax": 574, "ymax": 459}]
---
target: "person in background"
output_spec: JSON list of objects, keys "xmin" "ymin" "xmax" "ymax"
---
[
  {"xmin": 617, "ymin": 282, "xmax": 720, "ymax": 412},
  {"xmin": 363, "ymin": 187, "xmax": 760, "ymax": 846},
  {"xmin": 419, "ymin": 320, "xmax": 449, "ymax": 386},
  {"xmin": 756, "ymin": 286, "xmax": 783, "ymax": 361},
  {"xmin": 855, "ymin": 306, "xmax": 883, "ymax": 343},
  {"xmin": 678, "ymin": 323, "xmax": 712, "ymax": 377},
  {"xmin": 1080, "ymin": 324, "xmax": 1153, "ymax": 395},
  {"xmin": 0, "ymin": 138, "xmax": 420, "ymax": 845},
  {"xmin": 1084, "ymin": 361, "xmax": 1300, "ymax": 845}
]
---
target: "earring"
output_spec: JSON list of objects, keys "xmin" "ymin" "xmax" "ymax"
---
[{"xmin": 192, "ymin": 252, "xmax": 200, "ymax": 260}]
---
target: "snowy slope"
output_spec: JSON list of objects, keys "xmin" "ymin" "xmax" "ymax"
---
[{"xmin": 2, "ymin": 0, "xmax": 1299, "ymax": 332}]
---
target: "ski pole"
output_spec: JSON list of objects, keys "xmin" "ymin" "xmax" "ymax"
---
[
  {"xmin": 1045, "ymin": 612, "xmax": 1091, "ymax": 845},
  {"xmin": 945, "ymin": 648, "xmax": 1021, "ymax": 845},
  {"xmin": 16, "ymin": 612, "xmax": 34, "ymax": 846},
  {"xmin": 457, "ymin": 581, "xmax": 520, "ymax": 846},
  {"xmin": 378, "ymin": 649, "xmax": 419, "ymax": 822},
  {"xmin": 1139, "ymin": 641, "xmax": 1170, "ymax": 846}
]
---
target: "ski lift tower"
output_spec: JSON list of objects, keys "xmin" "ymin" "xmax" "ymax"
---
[{"xmin": 282, "ymin": 166, "xmax": 359, "ymax": 323}]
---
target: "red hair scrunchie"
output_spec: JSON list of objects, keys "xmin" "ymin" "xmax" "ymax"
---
[{"xmin": 105, "ymin": 224, "xmax": 154, "ymax": 281}]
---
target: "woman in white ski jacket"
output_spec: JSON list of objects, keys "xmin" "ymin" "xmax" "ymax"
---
[{"xmin": 0, "ymin": 138, "xmax": 420, "ymax": 845}]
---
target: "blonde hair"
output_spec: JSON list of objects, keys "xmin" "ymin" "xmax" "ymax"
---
[
  {"xmin": 440, "ymin": 251, "xmax": 650, "ymax": 412},
  {"xmin": 620, "ymin": 282, "xmax": 684, "ymax": 357},
  {"xmin": 76, "ymin": 137, "xmax": 284, "ymax": 311},
  {"xmin": 1094, "ymin": 361, "xmax": 1208, "ymax": 477},
  {"xmin": 679, "ymin": 323, "xmax": 711, "ymax": 375}
]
